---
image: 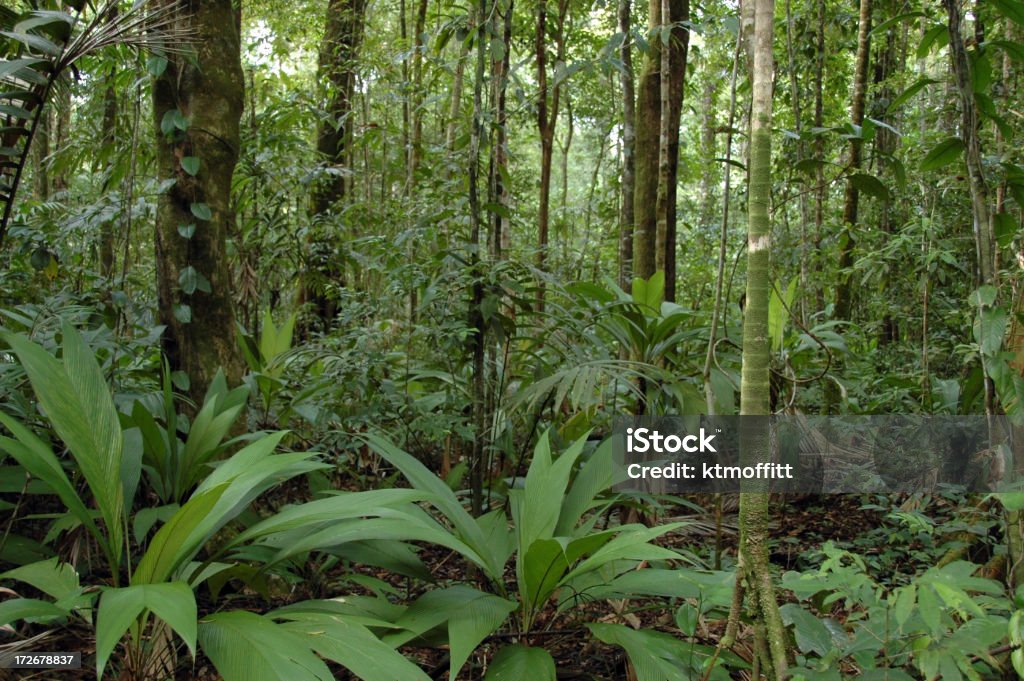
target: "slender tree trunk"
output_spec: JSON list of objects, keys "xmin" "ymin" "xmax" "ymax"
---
[
  {"xmin": 152, "ymin": 0, "xmax": 246, "ymax": 402},
  {"xmin": 468, "ymin": 0, "xmax": 489, "ymax": 516},
  {"xmin": 618, "ymin": 0, "xmax": 635, "ymax": 289},
  {"xmin": 834, "ymin": 0, "xmax": 871, "ymax": 322},
  {"xmin": 945, "ymin": 0, "xmax": 994, "ymax": 288},
  {"xmin": 490, "ymin": 0, "xmax": 513, "ymax": 259},
  {"xmin": 98, "ymin": 66, "xmax": 118, "ymax": 279},
  {"xmin": 410, "ymin": 0, "xmax": 429, "ymax": 183},
  {"xmin": 735, "ymin": 0, "xmax": 790, "ymax": 675},
  {"xmin": 536, "ymin": 0, "xmax": 568, "ymax": 303}
]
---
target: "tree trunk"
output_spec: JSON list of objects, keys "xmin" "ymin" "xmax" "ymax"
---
[
  {"xmin": 633, "ymin": 0, "xmax": 688, "ymax": 293},
  {"xmin": 834, "ymin": 0, "xmax": 871, "ymax": 322},
  {"xmin": 152, "ymin": 0, "xmax": 246, "ymax": 402},
  {"xmin": 735, "ymin": 0, "xmax": 790, "ymax": 675},
  {"xmin": 945, "ymin": 0, "xmax": 994, "ymax": 288},
  {"xmin": 490, "ymin": 0, "xmax": 512, "ymax": 259},
  {"xmin": 536, "ymin": 0, "xmax": 568, "ymax": 302},
  {"xmin": 304, "ymin": 0, "xmax": 368, "ymax": 327},
  {"xmin": 98, "ymin": 66, "xmax": 118, "ymax": 279},
  {"xmin": 618, "ymin": 0, "xmax": 635, "ymax": 290}
]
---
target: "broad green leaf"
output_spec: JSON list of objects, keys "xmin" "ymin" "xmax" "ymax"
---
[
  {"xmin": 1, "ymin": 324, "xmax": 124, "ymax": 569},
  {"xmin": 1, "ymin": 557, "xmax": 78, "ymax": 601},
  {"xmin": 991, "ymin": 0, "xmax": 1024, "ymax": 27},
  {"xmin": 974, "ymin": 307, "xmax": 1007, "ymax": 356},
  {"xmin": 849, "ymin": 173, "xmax": 890, "ymax": 200},
  {"xmin": 190, "ymin": 202, "xmax": 212, "ymax": 221},
  {"xmin": 277, "ymin": 612, "xmax": 429, "ymax": 681},
  {"xmin": 361, "ymin": 433, "xmax": 495, "ymax": 575},
  {"xmin": 780, "ymin": 603, "xmax": 832, "ymax": 656},
  {"xmin": 447, "ymin": 590, "xmax": 517, "ymax": 678},
  {"xmin": 888, "ymin": 77, "xmax": 938, "ymax": 112},
  {"xmin": 892, "ymin": 584, "xmax": 916, "ymax": 629},
  {"xmin": 199, "ymin": 611, "xmax": 333, "ymax": 681},
  {"xmin": 0, "ymin": 412, "xmax": 102, "ymax": 545},
  {"xmin": 181, "ymin": 156, "xmax": 200, "ymax": 176},
  {"xmin": 920, "ymin": 137, "xmax": 965, "ymax": 171},
  {"xmin": 556, "ymin": 439, "xmax": 617, "ymax": 535},
  {"xmin": 0, "ymin": 597, "xmax": 68, "ymax": 627},
  {"xmin": 483, "ymin": 645, "xmax": 556, "ymax": 681},
  {"xmin": 133, "ymin": 484, "xmax": 229, "ymax": 585},
  {"xmin": 231, "ymin": 489, "xmax": 428, "ymax": 545},
  {"xmin": 996, "ymin": 213, "xmax": 1018, "ymax": 249},
  {"xmin": 178, "ymin": 223, "xmax": 196, "ymax": 239},
  {"xmin": 96, "ymin": 582, "xmax": 197, "ymax": 678}
]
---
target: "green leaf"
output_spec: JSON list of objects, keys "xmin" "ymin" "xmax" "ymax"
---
[
  {"xmin": 780, "ymin": 603, "xmax": 832, "ymax": 656},
  {"xmin": 0, "ymin": 412, "xmax": 103, "ymax": 545},
  {"xmin": 96, "ymin": 582, "xmax": 197, "ymax": 678},
  {"xmin": 190, "ymin": 202, "xmax": 212, "ymax": 221},
  {"xmin": 146, "ymin": 55, "xmax": 168, "ymax": 77},
  {"xmin": 888, "ymin": 78, "xmax": 939, "ymax": 112},
  {"xmin": 178, "ymin": 266, "xmax": 211, "ymax": 295},
  {"xmin": 918, "ymin": 584, "xmax": 943, "ymax": 637},
  {"xmin": 276, "ymin": 612, "xmax": 429, "ymax": 681},
  {"xmin": 484, "ymin": 645, "xmax": 556, "ymax": 681},
  {"xmin": 991, "ymin": 0, "xmax": 1024, "ymax": 27},
  {"xmin": 1, "ymin": 558, "xmax": 79, "ymax": 601},
  {"xmin": 849, "ymin": 173, "xmax": 890, "ymax": 200},
  {"xmin": 160, "ymin": 109, "xmax": 188, "ymax": 135},
  {"xmin": 920, "ymin": 137, "xmax": 964, "ymax": 171},
  {"xmin": 0, "ymin": 324, "xmax": 124, "ymax": 569},
  {"xmin": 178, "ymin": 223, "xmax": 196, "ymax": 239},
  {"xmin": 181, "ymin": 157, "xmax": 200, "ymax": 176},
  {"xmin": 173, "ymin": 303, "xmax": 192, "ymax": 323},
  {"xmin": 0, "ymin": 598, "xmax": 68, "ymax": 627},
  {"xmin": 199, "ymin": 611, "xmax": 333, "ymax": 681},
  {"xmin": 917, "ymin": 24, "xmax": 949, "ymax": 59},
  {"xmin": 870, "ymin": 12, "xmax": 926, "ymax": 36},
  {"xmin": 996, "ymin": 213, "xmax": 1018, "ymax": 249},
  {"xmin": 975, "ymin": 307, "xmax": 1008, "ymax": 355}
]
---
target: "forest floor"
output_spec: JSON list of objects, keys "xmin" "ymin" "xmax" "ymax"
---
[{"xmin": 1, "ymin": 495, "xmax": 889, "ymax": 681}]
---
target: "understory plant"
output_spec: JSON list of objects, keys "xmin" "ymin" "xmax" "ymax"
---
[{"xmin": 0, "ymin": 322, "xmax": 428, "ymax": 680}]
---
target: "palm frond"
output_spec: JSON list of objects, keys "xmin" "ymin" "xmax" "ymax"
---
[{"xmin": 0, "ymin": 0, "xmax": 195, "ymax": 250}]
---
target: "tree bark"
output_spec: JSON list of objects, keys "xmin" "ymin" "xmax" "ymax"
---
[
  {"xmin": 152, "ymin": 0, "xmax": 246, "ymax": 402},
  {"xmin": 736, "ymin": 0, "xmax": 790, "ymax": 675},
  {"xmin": 633, "ymin": 0, "xmax": 688, "ymax": 296},
  {"xmin": 304, "ymin": 0, "xmax": 368, "ymax": 327},
  {"xmin": 834, "ymin": 0, "xmax": 872, "ymax": 322},
  {"xmin": 536, "ymin": 0, "xmax": 568, "ymax": 303},
  {"xmin": 617, "ymin": 0, "xmax": 635, "ymax": 290}
]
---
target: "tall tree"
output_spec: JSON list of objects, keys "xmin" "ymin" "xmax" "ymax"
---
[
  {"xmin": 303, "ymin": 0, "xmax": 368, "ymax": 327},
  {"xmin": 617, "ymin": 0, "xmax": 635, "ymax": 289},
  {"xmin": 152, "ymin": 0, "xmax": 246, "ymax": 402},
  {"xmin": 535, "ymin": 0, "xmax": 569, "ymax": 303},
  {"xmin": 725, "ymin": 0, "xmax": 790, "ymax": 676},
  {"xmin": 632, "ymin": 0, "xmax": 688, "ymax": 300},
  {"xmin": 834, "ymin": 0, "xmax": 871, "ymax": 322}
]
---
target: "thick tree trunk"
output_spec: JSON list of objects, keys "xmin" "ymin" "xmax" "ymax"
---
[
  {"xmin": 834, "ymin": 0, "xmax": 871, "ymax": 322},
  {"xmin": 618, "ymin": 0, "xmax": 635, "ymax": 289},
  {"xmin": 152, "ymin": 0, "xmax": 246, "ymax": 402},
  {"xmin": 304, "ymin": 0, "xmax": 368, "ymax": 327}
]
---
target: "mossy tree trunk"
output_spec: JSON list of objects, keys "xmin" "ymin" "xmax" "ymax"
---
[{"xmin": 152, "ymin": 0, "xmax": 246, "ymax": 403}]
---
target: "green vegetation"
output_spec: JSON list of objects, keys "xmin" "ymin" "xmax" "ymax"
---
[{"xmin": 2, "ymin": 0, "xmax": 1024, "ymax": 678}]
